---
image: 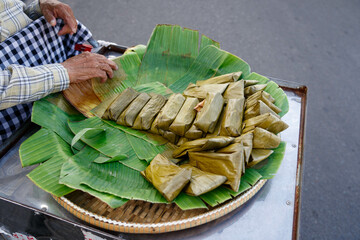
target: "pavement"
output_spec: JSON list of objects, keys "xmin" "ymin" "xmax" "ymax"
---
[{"xmin": 62, "ymin": 0, "xmax": 360, "ymax": 239}]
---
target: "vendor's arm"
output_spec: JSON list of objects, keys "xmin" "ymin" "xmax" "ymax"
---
[
  {"xmin": 0, "ymin": 52, "xmax": 117, "ymax": 110},
  {"xmin": 0, "ymin": 63, "xmax": 69, "ymax": 110}
]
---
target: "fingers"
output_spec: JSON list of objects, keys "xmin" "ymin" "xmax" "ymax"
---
[
  {"xmin": 42, "ymin": 9, "xmax": 57, "ymax": 26},
  {"xmin": 100, "ymin": 63, "xmax": 114, "ymax": 79},
  {"xmin": 57, "ymin": 4, "xmax": 77, "ymax": 35},
  {"xmin": 40, "ymin": 0, "xmax": 77, "ymax": 35},
  {"xmin": 62, "ymin": 52, "xmax": 119, "ymax": 84},
  {"xmin": 58, "ymin": 25, "xmax": 74, "ymax": 36}
]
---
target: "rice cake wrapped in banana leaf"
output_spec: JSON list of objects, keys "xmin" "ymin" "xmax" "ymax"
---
[
  {"xmin": 242, "ymin": 113, "xmax": 289, "ymax": 134},
  {"xmin": 246, "ymin": 91, "xmax": 281, "ymax": 114},
  {"xmin": 246, "ymin": 90, "xmax": 275, "ymax": 105},
  {"xmin": 235, "ymin": 132, "xmax": 253, "ymax": 164},
  {"xmin": 173, "ymin": 136, "xmax": 234, "ymax": 158},
  {"xmin": 176, "ymin": 137, "xmax": 189, "ymax": 146},
  {"xmin": 183, "ymin": 83, "xmax": 229, "ymax": 99},
  {"xmin": 169, "ymin": 97, "xmax": 199, "ymax": 136},
  {"xmin": 108, "ymin": 88, "xmax": 140, "ymax": 121},
  {"xmin": 252, "ymin": 127, "xmax": 281, "ymax": 149},
  {"xmin": 244, "ymin": 100, "xmax": 279, "ymax": 120},
  {"xmin": 248, "ymin": 149, "xmax": 274, "ymax": 167},
  {"xmin": 184, "ymin": 124, "xmax": 204, "ymax": 140},
  {"xmin": 244, "ymin": 84, "xmax": 267, "ymax": 97},
  {"xmin": 132, "ymin": 94, "xmax": 167, "ymax": 130},
  {"xmin": 188, "ymin": 143, "xmax": 244, "ymax": 191},
  {"xmin": 158, "ymin": 129, "xmax": 180, "ymax": 144},
  {"xmin": 180, "ymin": 164, "xmax": 227, "ymax": 196},
  {"xmin": 196, "ymin": 72, "xmax": 241, "ymax": 86},
  {"xmin": 220, "ymin": 98, "xmax": 245, "ymax": 137},
  {"xmin": 157, "ymin": 93, "xmax": 185, "ymax": 130},
  {"xmin": 149, "ymin": 114, "xmax": 160, "ymax": 134},
  {"xmin": 102, "ymin": 109, "xmax": 112, "ymax": 120},
  {"xmin": 205, "ymin": 106, "xmax": 226, "ymax": 138},
  {"xmin": 267, "ymin": 119, "xmax": 289, "ymax": 134},
  {"xmin": 244, "ymin": 80, "xmax": 260, "ymax": 87},
  {"xmin": 223, "ymin": 81, "xmax": 244, "ymax": 100},
  {"xmin": 216, "ymin": 142, "xmax": 246, "ymax": 174},
  {"xmin": 141, "ymin": 154, "xmax": 191, "ymax": 202},
  {"xmin": 92, "ymin": 94, "xmax": 119, "ymax": 119},
  {"xmin": 116, "ymin": 92, "xmax": 151, "ymax": 126},
  {"xmin": 194, "ymin": 92, "xmax": 224, "ymax": 133}
]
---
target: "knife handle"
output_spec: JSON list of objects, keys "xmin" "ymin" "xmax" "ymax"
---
[{"xmin": 107, "ymin": 44, "xmax": 127, "ymax": 53}]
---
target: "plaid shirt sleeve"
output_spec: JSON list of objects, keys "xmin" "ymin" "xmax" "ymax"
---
[
  {"xmin": 0, "ymin": 0, "xmax": 34, "ymax": 42},
  {"xmin": 0, "ymin": 63, "xmax": 70, "ymax": 110},
  {"xmin": 24, "ymin": 0, "xmax": 42, "ymax": 20}
]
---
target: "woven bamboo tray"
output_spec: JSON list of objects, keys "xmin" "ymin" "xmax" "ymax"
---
[{"xmin": 52, "ymin": 179, "xmax": 267, "ymax": 234}]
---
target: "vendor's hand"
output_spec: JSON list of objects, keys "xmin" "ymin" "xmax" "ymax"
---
[
  {"xmin": 61, "ymin": 52, "xmax": 118, "ymax": 84},
  {"xmin": 39, "ymin": 0, "xmax": 77, "ymax": 35}
]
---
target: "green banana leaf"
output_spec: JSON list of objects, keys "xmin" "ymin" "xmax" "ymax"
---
[
  {"xmin": 68, "ymin": 117, "xmax": 148, "ymax": 171},
  {"xmin": 22, "ymin": 128, "xmax": 74, "ymax": 197},
  {"xmin": 174, "ymin": 192, "xmax": 208, "ymax": 210},
  {"xmin": 31, "ymin": 99, "xmax": 85, "ymax": 150},
  {"xmin": 59, "ymin": 146, "xmax": 167, "ymax": 203},
  {"xmin": 228, "ymin": 181, "xmax": 252, "ymax": 198},
  {"xmin": 126, "ymin": 134, "xmax": 167, "ymax": 163},
  {"xmin": 60, "ymin": 146, "xmax": 128, "ymax": 208},
  {"xmin": 137, "ymin": 25, "xmax": 219, "ymax": 87},
  {"xmin": 68, "ymin": 117, "xmax": 132, "ymax": 158},
  {"xmin": 169, "ymin": 45, "xmax": 251, "ymax": 93},
  {"xmin": 104, "ymin": 120, "xmax": 168, "ymax": 146},
  {"xmin": 20, "ymin": 128, "xmax": 72, "ymax": 167},
  {"xmin": 133, "ymin": 82, "xmax": 173, "ymax": 97},
  {"xmin": 124, "ymin": 44, "xmax": 147, "ymax": 60},
  {"xmin": 255, "ymin": 142, "xmax": 287, "ymax": 179},
  {"xmin": 242, "ymin": 168, "xmax": 263, "ymax": 186},
  {"xmin": 92, "ymin": 53, "xmax": 141, "ymax": 100},
  {"xmin": 200, "ymin": 186, "xmax": 233, "ymax": 207}
]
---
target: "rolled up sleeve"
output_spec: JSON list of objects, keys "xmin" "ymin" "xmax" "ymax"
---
[{"xmin": 0, "ymin": 63, "xmax": 70, "ymax": 110}]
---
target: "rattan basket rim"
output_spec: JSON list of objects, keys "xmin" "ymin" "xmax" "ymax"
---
[{"xmin": 53, "ymin": 179, "xmax": 267, "ymax": 233}]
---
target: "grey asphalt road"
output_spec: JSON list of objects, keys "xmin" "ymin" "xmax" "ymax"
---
[{"xmin": 61, "ymin": 0, "xmax": 360, "ymax": 239}]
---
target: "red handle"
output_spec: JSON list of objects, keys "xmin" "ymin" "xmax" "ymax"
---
[{"xmin": 75, "ymin": 44, "xmax": 93, "ymax": 52}]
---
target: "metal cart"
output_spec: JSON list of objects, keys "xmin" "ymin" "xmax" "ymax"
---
[{"xmin": 0, "ymin": 45, "xmax": 307, "ymax": 240}]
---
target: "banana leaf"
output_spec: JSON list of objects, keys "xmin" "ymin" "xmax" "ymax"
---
[
  {"xmin": 60, "ymin": 146, "xmax": 128, "ymax": 208},
  {"xmin": 242, "ymin": 168, "xmax": 262, "ymax": 186},
  {"xmin": 254, "ymin": 142, "xmax": 287, "ymax": 179},
  {"xmin": 20, "ymin": 128, "xmax": 72, "ymax": 167},
  {"xmin": 104, "ymin": 120, "xmax": 168, "ymax": 146},
  {"xmin": 59, "ymin": 146, "xmax": 167, "ymax": 203},
  {"xmin": 68, "ymin": 117, "xmax": 130, "ymax": 158},
  {"xmin": 68, "ymin": 117, "xmax": 148, "ymax": 171},
  {"xmin": 31, "ymin": 99, "xmax": 85, "ymax": 150},
  {"xmin": 199, "ymin": 186, "xmax": 233, "ymax": 207},
  {"xmin": 169, "ymin": 45, "xmax": 250, "ymax": 93},
  {"xmin": 174, "ymin": 192, "xmax": 207, "ymax": 210},
  {"xmin": 43, "ymin": 93, "xmax": 81, "ymax": 115},
  {"xmin": 126, "ymin": 134, "xmax": 167, "ymax": 163},
  {"xmin": 137, "ymin": 25, "xmax": 219, "ymax": 86},
  {"xmin": 20, "ymin": 128, "xmax": 74, "ymax": 197},
  {"xmin": 133, "ymin": 82, "xmax": 173, "ymax": 98},
  {"xmin": 124, "ymin": 44, "xmax": 147, "ymax": 60},
  {"xmin": 92, "ymin": 53, "xmax": 141, "ymax": 100},
  {"xmin": 28, "ymin": 154, "xmax": 74, "ymax": 197},
  {"xmin": 228, "ymin": 181, "xmax": 252, "ymax": 197}
]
